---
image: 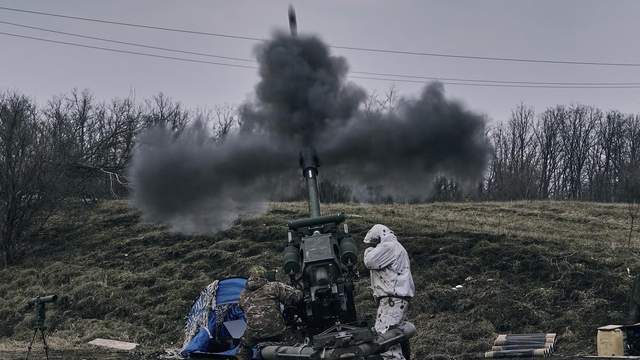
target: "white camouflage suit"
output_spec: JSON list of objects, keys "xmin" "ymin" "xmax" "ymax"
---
[{"xmin": 363, "ymin": 224, "xmax": 415, "ymax": 360}]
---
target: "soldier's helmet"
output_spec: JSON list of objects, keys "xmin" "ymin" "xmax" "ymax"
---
[{"xmin": 248, "ymin": 265, "xmax": 267, "ymax": 279}]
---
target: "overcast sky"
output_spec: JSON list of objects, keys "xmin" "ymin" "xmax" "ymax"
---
[{"xmin": 1, "ymin": 0, "xmax": 639, "ymax": 122}]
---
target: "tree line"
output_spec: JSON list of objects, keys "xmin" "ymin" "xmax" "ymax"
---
[
  {"xmin": 2, "ymin": 88, "xmax": 640, "ymax": 265},
  {"xmin": 0, "ymin": 90, "xmax": 236, "ymax": 265},
  {"xmin": 483, "ymin": 103, "xmax": 640, "ymax": 202}
]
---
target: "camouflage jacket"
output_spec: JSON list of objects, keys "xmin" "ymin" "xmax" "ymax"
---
[{"xmin": 239, "ymin": 277, "xmax": 303, "ymax": 342}]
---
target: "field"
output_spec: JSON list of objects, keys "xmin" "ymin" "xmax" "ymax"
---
[{"xmin": 1, "ymin": 200, "xmax": 639, "ymax": 358}]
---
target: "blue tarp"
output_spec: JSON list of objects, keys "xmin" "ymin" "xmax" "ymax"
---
[
  {"xmin": 217, "ymin": 277, "xmax": 247, "ymax": 305},
  {"xmin": 181, "ymin": 277, "xmax": 247, "ymax": 357}
]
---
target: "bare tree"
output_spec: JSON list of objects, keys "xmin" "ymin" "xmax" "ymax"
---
[
  {"xmin": 42, "ymin": 91, "xmax": 141, "ymax": 200},
  {"xmin": 362, "ymin": 86, "xmax": 398, "ymax": 115},
  {"xmin": 507, "ymin": 104, "xmax": 537, "ymax": 198},
  {"xmin": 486, "ymin": 104, "xmax": 537, "ymax": 199},
  {"xmin": 212, "ymin": 104, "xmax": 239, "ymax": 142},
  {"xmin": 625, "ymin": 165, "xmax": 640, "ymax": 246},
  {"xmin": 68, "ymin": 88, "xmax": 94, "ymax": 154},
  {"xmin": 625, "ymin": 117, "xmax": 640, "ymax": 245},
  {"xmin": 486, "ymin": 123, "xmax": 508, "ymax": 199},
  {"xmin": 587, "ymin": 111, "xmax": 627, "ymax": 201},
  {"xmin": 557, "ymin": 104, "xmax": 599, "ymax": 199},
  {"xmin": 143, "ymin": 93, "xmax": 189, "ymax": 132},
  {"xmin": 535, "ymin": 106, "xmax": 563, "ymax": 199},
  {"xmin": 0, "ymin": 93, "xmax": 61, "ymax": 266}
]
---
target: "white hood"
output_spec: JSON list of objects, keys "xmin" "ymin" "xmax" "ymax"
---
[{"xmin": 364, "ymin": 224, "xmax": 394, "ymax": 244}]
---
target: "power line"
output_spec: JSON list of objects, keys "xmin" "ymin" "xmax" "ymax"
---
[
  {"xmin": 2, "ymin": 4, "xmax": 640, "ymax": 67},
  {"xmin": 2, "ymin": 31, "xmax": 639, "ymax": 90},
  {"xmin": 3, "ymin": 20, "xmax": 640, "ymax": 87},
  {"xmin": 2, "ymin": 30, "xmax": 640, "ymax": 89},
  {"xmin": 333, "ymin": 45, "xmax": 640, "ymax": 67},
  {"xmin": 353, "ymin": 71, "xmax": 640, "ymax": 86},
  {"xmin": 0, "ymin": 20, "xmax": 255, "ymax": 62},
  {"xmin": 0, "ymin": 5, "xmax": 264, "ymax": 41},
  {"xmin": 0, "ymin": 31, "xmax": 258, "ymax": 69},
  {"xmin": 349, "ymin": 75, "xmax": 640, "ymax": 89}
]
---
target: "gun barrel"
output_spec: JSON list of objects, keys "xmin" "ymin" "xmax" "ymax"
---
[
  {"xmin": 304, "ymin": 168, "xmax": 320, "ymax": 218},
  {"xmin": 299, "ymin": 148, "xmax": 320, "ymax": 218}
]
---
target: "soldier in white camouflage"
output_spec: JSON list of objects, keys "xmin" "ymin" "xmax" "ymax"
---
[
  {"xmin": 364, "ymin": 224, "xmax": 415, "ymax": 360},
  {"xmin": 238, "ymin": 265, "xmax": 303, "ymax": 359}
]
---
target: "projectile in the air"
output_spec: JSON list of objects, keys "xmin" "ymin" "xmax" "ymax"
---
[{"xmin": 288, "ymin": 5, "xmax": 297, "ymax": 36}]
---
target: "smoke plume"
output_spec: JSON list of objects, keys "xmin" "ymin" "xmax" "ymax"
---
[
  {"xmin": 319, "ymin": 82, "xmax": 490, "ymax": 199},
  {"xmin": 240, "ymin": 32, "xmax": 366, "ymax": 146},
  {"xmin": 130, "ymin": 31, "xmax": 491, "ymax": 233},
  {"xmin": 130, "ymin": 123, "xmax": 296, "ymax": 232}
]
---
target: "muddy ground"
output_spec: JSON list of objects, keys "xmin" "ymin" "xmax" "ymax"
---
[{"xmin": 1, "ymin": 200, "xmax": 639, "ymax": 358}]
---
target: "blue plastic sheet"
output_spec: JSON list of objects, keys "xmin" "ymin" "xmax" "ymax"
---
[
  {"xmin": 217, "ymin": 277, "xmax": 247, "ymax": 304},
  {"xmin": 181, "ymin": 277, "xmax": 248, "ymax": 357}
]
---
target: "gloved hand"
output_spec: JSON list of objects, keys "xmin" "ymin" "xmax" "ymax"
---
[{"xmin": 364, "ymin": 237, "xmax": 380, "ymax": 247}]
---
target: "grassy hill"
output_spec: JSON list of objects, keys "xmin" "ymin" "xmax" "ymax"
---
[{"xmin": 1, "ymin": 200, "xmax": 639, "ymax": 358}]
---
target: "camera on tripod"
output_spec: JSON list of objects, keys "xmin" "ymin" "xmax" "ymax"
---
[{"xmin": 25, "ymin": 294, "xmax": 58, "ymax": 360}]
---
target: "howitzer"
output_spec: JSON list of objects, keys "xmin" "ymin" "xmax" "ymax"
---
[
  {"xmin": 282, "ymin": 148, "xmax": 358, "ymax": 331},
  {"xmin": 268, "ymin": 148, "xmax": 415, "ymax": 360},
  {"xmin": 261, "ymin": 12, "xmax": 415, "ymax": 359}
]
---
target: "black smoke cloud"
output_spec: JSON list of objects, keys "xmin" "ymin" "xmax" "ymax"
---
[
  {"xmin": 130, "ymin": 123, "xmax": 296, "ymax": 232},
  {"xmin": 130, "ymin": 32, "xmax": 491, "ymax": 233},
  {"xmin": 240, "ymin": 32, "xmax": 366, "ymax": 145},
  {"xmin": 319, "ymin": 82, "xmax": 490, "ymax": 198}
]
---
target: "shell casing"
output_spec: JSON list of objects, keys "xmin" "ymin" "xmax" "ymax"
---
[
  {"xmin": 493, "ymin": 339, "xmax": 555, "ymax": 345},
  {"xmin": 491, "ymin": 345, "xmax": 551, "ymax": 353},
  {"xmin": 493, "ymin": 338, "xmax": 555, "ymax": 347},
  {"xmin": 484, "ymin": 349, "xmax": 548, "ymax": 358},
  {"xmin": 494, "ymin": 334, "xmax": 556, "ymax": 343}
]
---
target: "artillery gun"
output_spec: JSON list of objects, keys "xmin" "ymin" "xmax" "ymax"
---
[
  {"xmin": 282, "ymin": 148, "xmax": 358, "ymax": 331},
  {"xmin": 259, "ymin": 148, "xmax": 416, "ymax": 359},
  {"xmin": 183, "ymin": 9, "xmax": 415, "ymax": 359},
  {"xmin": 279, "ymin": 8, "xmax": 360, "ymax": 334}
]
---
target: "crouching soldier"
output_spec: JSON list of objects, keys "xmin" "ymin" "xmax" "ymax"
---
[
  {"xmin": 238, "ymin": 265, "xmax": 303, "ymax": 359},
  {"xmin": 364, "ymin": 224, "xmax": 415, "ymax": 360}
]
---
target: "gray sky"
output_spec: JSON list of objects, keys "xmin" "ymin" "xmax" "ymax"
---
[{"xmin": 1, "ymin": 0, "xmax": 639, "ymax": 122}]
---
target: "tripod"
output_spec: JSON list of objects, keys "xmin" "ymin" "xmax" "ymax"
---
[
  {"xmin": 25, "ymin": 326, "xmax": 50, "ymax": 360},
  {"xmin": 25, "ymin": 299, "xmax": 53, "ymax": 360}
]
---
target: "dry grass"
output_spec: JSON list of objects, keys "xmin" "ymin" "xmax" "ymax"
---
[
  {"xmin": 1, "ymin": 200, "xmax": 639, "ymax": 358},
  {"xmin": 312, "ymin": 201, "xmax": 635, "ymax": 248}
]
